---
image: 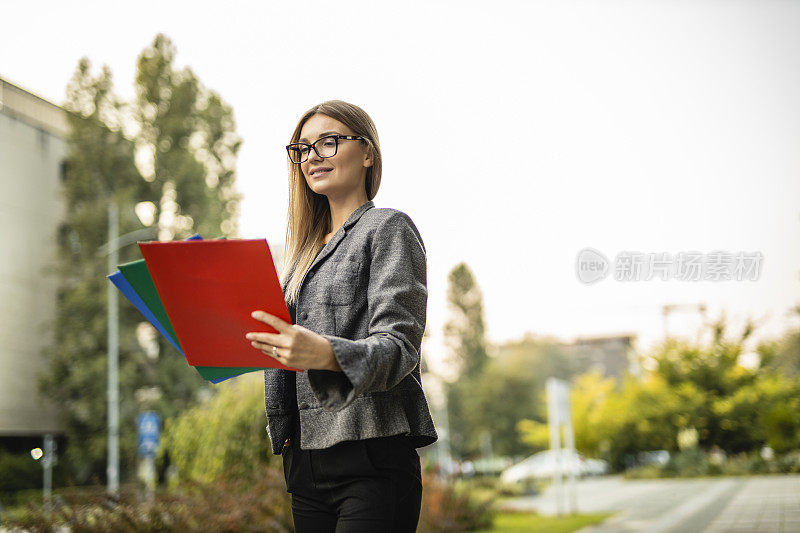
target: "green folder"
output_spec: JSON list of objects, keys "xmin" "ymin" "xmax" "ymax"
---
[{"xmin": 118, "ymin": 258, "xmax": 266, "ymax": 381}]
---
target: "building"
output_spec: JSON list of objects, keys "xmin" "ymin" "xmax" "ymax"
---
[
  {"xmin": 0, "ymin": 76, "xmax": 68, "ymax": 447},
  {"xmin": 492, "ymin": 330, "xmax": 640, "ymax": 382},
  {"xmin": 559, "ymin": 333, "xmax": 640, "ymax": 380}
]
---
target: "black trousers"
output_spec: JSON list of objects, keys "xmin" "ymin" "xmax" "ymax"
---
[{"xmin": 281, "ymin": 413, "xmax": 423, "ymax": 532}]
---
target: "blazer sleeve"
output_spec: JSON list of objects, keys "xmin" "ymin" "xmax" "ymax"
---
[{"xmin": 308, "ymin": 211, "xmax": 427, "ymax": 412}]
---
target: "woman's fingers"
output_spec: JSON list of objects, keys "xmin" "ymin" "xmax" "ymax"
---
[
  {"xmin": 245, "ymin": 314, "xmax": 322, "ymax": 370},
  {"xmin": 251, "ymin": 340, "xmax": 281, "ymax": 356},
  {"xmin": 245, "ymin": 331, "xmax": 280, "ymax": 345},
  {"xmin": 251, "ymin": 310, "xmax": 290, "ymax": 332},
  {"xmin": 247, "ymin": 310, "xmax": 292, "ymax": 346}
]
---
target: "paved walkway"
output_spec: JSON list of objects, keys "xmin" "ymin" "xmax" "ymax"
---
[
  {"xmin": 702, "ymin": 475, "xmax": 800, "ymax": 533},
  {"xmin": 498, "ymin": 474, "xmax": 800, "ymax": 532}
]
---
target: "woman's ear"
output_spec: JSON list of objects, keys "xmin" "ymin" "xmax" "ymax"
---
[{"xmin": 363, "ymin": 145, "xmax": 374, "ymax": 168}]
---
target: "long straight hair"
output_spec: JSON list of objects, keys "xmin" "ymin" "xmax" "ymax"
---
[{"xmin": 280, "ymin": 100, "xmax": 382, "ymax": 307}]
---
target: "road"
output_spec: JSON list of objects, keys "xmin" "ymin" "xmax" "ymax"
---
[{"xmin": 498, "ymin": 474, "xmax": 800, "ymax": 532}]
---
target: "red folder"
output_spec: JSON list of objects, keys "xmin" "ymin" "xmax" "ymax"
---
[{"xmin": 138, "ymin": 239, "xmax": 301, "ymax": 370}]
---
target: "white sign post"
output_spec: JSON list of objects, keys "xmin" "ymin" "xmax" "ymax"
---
[{"xmin": 546, "ymin": 377, "xmax": 577, "ymax": 515}]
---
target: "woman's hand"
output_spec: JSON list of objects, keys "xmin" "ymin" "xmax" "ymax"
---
[{"xmin": 245, "ymin": 310, "xmax": 342, "ymax": 372}]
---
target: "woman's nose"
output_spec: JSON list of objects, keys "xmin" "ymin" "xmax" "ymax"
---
[{"xmin": 308, "ymin": 147, "xmax": 324, "ymax": 162}]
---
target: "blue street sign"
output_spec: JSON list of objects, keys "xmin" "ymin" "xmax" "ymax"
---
[{"xmin": 137, "ymin": 411, "xmax": 160, "ymax": 457}]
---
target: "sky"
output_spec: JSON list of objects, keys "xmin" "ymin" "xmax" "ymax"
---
[{"xmin": 3, "ymin": 0, "xmax": 799, "ymax": 379}]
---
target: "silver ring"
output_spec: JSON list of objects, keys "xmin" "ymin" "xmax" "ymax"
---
[{"xmin": 272, "ymin": 345, "xmax": 278, "ymax": 357}]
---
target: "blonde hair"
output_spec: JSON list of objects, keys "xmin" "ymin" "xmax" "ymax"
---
[{"xmin": 280, "ymin": 100, "xmax": 382, "ymax": 307}]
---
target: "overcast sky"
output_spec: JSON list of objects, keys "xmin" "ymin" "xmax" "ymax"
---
[{"xmin": 3, "ymin": 0, "xmax": 799, "ymax": 377}]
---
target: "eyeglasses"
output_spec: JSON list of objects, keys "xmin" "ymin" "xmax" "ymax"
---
[{"xmin": 286, "ymin": 134, "xmax": 366, "ymax": 164}]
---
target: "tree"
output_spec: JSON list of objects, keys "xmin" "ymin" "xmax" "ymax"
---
[
  {"xmin": 134, "ymin": 33, "xmax": 242, "ymax": 241},
  {"xmin": 518, "ymin": 316, "xmax": 800, "ymax": 471},
  {"xmin": 442, "ymin": 264, "xmax": 561, "ymax": 459},
  {"xmin": 443, "ymin": 263, "xmax": 489, "ymax": 379},
  {"xmin": 483, "ymin": 336, "xmax": 578, "ymax": 458},
  {"xmin": 442, "ymin": 265, "xmax": 580, "ymax": 459},
  {"xmin": 442, "ymin": 264, "xmax": 490, "ymax": 458},
  {"xmin": 649, "ymin": 316, "xmax": 760, "ymax": 449},
  {"xmin": 760, "ymin": 305, "xmax": 800, "ymax": 379},
  {"xmin": 39, "ymin": 33, "xmax": 243, "ymax": 485},
  {"xmin": 39, "ymin": 58, "xmax": 153, "ymax": 484},
  {"xmin": 128, "ymin": 32, "xmax": 243, "ymax": 451}
]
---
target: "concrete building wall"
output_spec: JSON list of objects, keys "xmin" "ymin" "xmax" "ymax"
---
[
  {"xmin": 561, "ymin": 334, "xmax": 639, "ymax": 380},
  {"xmin": 0, "ymin": 77, "xmax": 67, "ymax": 435}
]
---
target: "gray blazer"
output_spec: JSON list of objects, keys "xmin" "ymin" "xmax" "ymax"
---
[{"xmin": 263, "ymin": 200, "xmax": 438, "ymax": 455}]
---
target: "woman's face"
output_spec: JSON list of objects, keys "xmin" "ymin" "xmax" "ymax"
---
[{"xmin": 298, "ymin": 113, "xmax": 372, "ymax": 200}]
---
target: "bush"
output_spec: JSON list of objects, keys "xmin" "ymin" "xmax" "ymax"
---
[
  {"xmin": 623, "ymin": 463, "xmax": 663, "ymax": 479},
  {"xmin": 6, "ymin": 467, "xmax": 506, "ymax": 532},
  {"xmin": 623, "ymin": 448, "xmax": 800, "ymax": 479},
  {"xmin": 493, "ymin": 479, "xmax": 529, "ymax": 498},
  {"xmin": 4, "ymin": 470, "xmax": 293, "ymax": 532},
  {"xmin": 0, "ymin": 450, "xmax": 44, "ymax": 493},
  {"xmin": 419, "ymin": 469, "xmax": 495, "ymax": 533},
  {"xmin": 713, "ymin": 452, "xmax": 752, "ymax": 476},
  {"xmin": 158, "ymin": 374, "xmax": 276, "ymax": 486},
  {"xmin": 776, "ymin": 450, "xmax": 800, "ymax": 473},
  {"xmin": 763, "ymin": 405, "xmax": 800, "ymax": 454},
  {"xmin": 662, "ymin": 448, "xmax": 710, "ymax": 477}
]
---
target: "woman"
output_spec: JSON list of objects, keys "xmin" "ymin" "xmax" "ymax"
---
[{"xmin": 245, "ymin": 100, "xmax": 438, "ymax": 532}]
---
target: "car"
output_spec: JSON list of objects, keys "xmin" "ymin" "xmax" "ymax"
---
[{"xmin": 499, "ymin": 449, "xmax": 609, "ymax": 484}]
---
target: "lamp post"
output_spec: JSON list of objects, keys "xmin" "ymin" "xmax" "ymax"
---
[
  {"xmin": 42, "ymin": 434, "xmax": 55, "ymax": 506},
  {"xmin": 97, "ymin": 201, "xmax": 156, "ymax": 496},
  {"xmin": 29, "ymin": 436, "xmax": 56, "ymax": 508}
]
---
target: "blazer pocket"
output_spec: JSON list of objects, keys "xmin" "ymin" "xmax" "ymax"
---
[{"xmin": 323, "ymin": 259, "xmax": 361, "ymax": 306}]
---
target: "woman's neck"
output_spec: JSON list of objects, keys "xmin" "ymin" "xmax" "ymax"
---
[{"xmin": 327, "ymin": 195, "xmax": 369, "ymax": 239}]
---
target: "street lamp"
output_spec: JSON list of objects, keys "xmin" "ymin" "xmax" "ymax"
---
[
  {"xmin": 97, "ymin": 201, "xmax": 157, "ymax": 496},
  {"xmin": 30, "ymin": 435, "xmax": 56, "ymax": 508}
]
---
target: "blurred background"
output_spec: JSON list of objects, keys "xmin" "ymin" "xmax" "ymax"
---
[{"xmin": 1, "ymin": 1, "xmax": 798, "ymax": 531}]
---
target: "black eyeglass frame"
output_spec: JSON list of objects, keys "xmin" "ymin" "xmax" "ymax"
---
[{"xmin": 285, "ymin": 134, "xmax": 366, "ymax": 164}]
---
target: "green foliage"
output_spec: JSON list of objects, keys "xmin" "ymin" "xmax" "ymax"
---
[
  {"xmin": 39, "ymin": 57, "xmax": 156, "ymax": 484},
  {"xmin": 444, "ymin": 301, "xmax": 800, "ymax": 472},
  {"xmin": 761, "ymin": 305, "xmax": 800, "ymax": 378},
  {"xmin": 158, "ymin": 374, "xmax": 276, "ymax": 485},
  {"xmin": 4, "ymin": 475, "xmax": 293, "ymax": 533},
  {"xmin": 443, "ymin": 263, "xmax": 581, "ymax": 459},
  {"xmin": 519, "ymin": 317, "xmax": 800, "ymax": 472},
  {"xmin": 443, "ymin": 263, "xmax": 490, "ymax": 380},
  {"xmin": 134, "ymin": 34, "xmax": 242, "ymax": 240},
  {"xmin": 38, "ymin": 33, "xmax": 242, "ymax": 486},
  {"xmin": 0, "ymin": 451, "xmax": 43, "ymax": 493},
  {"xmin": 447, "ymin": 361, "xmax": 543, "ymax": 459},
  {"xmin": 661, "ymin": 447, "xmax": 710, "ymax": 477},
  {"xmin": 762, "ymin": 404, "xmax": 800, "ymax": 453},
  {"xmin": 419, "ymin": 470, "xmax": 495, "ymax": 533},
  {"xmin": 520, "ymin": 370, "xmax": 708, "ymax": 470},
  {"xmin": 567, "ymin": 371, "xmax": 617, "ymax": 455},
  {"xmin": 624, "ymin": 449, "xmax": 800, "ymax": 479},
  {"xmin": 711, "ymin": 372, "xmax": 800, "ymax": 453},
  {"xmin": 473, "ymin": 511, "xmax": 612, "ymax": 533},
  {"xmin": 443, "ymin": 262, "xmax": 491, "ymax": 459}
]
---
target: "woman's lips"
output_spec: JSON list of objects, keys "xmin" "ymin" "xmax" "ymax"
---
[{"xmin": 312, "ymin": 169, "xmax": 332, "ymax": 179}]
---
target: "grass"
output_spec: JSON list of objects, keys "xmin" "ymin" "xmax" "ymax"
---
[{"xmin": 474, "ymin": 510, "xmax": 613, "ymax": 533}]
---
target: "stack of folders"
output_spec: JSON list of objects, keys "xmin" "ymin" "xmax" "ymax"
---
[{"xmin": 107, "ymin": 234, "xmax": 300, "ymax": 384}]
